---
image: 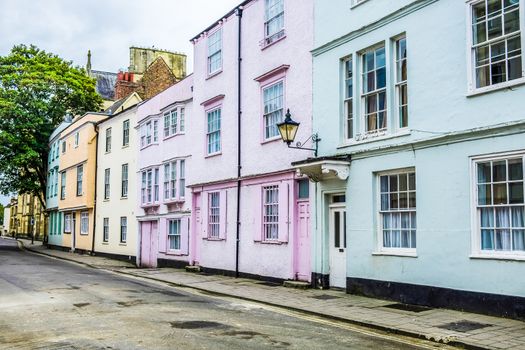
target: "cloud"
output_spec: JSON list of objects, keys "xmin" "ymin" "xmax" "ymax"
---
[{"xmin": 0, "ymin": 0, "xmax": 240, "ymax": 73}]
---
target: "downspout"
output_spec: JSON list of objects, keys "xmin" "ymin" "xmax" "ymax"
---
[
  {"xmin": 91, "ymin": 124, "xmax": 99, "ymax": 255},
  {"xmin": 235, "ymin": 6, "xmax": 243, "ymax": 278}
]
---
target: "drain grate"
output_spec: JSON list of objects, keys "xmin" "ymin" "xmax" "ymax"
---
[
  {"xmin": 382, "ymin": 303, "xmax": 432, "ymax": 313},
  {"xmin": 438, "ymin": 320, "xmax": 492, "ymax": 333},
  {"xmin": 310, "ymin": 294, "xmax": 341, "ymax": 300},
  {"xmin": 170, "ymin": 321, "xmax": 231, "ymax": 330}
]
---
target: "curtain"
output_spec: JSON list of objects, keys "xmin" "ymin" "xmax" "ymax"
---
[{"xmin": 512, "ymin": 206, "xmax": 525, "ymax": 251}]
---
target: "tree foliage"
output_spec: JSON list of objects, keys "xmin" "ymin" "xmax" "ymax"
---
[{"xmin": 0, "ymin": 45, "xmax": 102, "ymax": 207}]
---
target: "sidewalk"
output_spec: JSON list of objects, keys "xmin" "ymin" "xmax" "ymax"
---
[{"xmin": 17, "ymin": 239, "xmax": 525, "ymax": 350}]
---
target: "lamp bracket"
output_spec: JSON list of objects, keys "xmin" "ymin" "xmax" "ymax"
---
[{"xmin": 287, "ymin": 133, "xmax": 321, "ymax": 157}]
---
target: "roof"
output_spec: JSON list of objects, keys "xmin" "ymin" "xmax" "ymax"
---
[
  {"xmin": 190, "ymin": 0, "xmax": 252, "ymax": 41},
  {"xmin": 104, "ymin": 97, "xmax": 127, "ymax": 115},
  {"xmin": 49, "ymin": 120, "xmax": 72, "ymax": 142},
  {"xmin": 90, "ymin": 70, "xmax": 117, "ymax": 101}
]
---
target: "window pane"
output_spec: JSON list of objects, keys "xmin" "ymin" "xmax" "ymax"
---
[
  {"xmin": 508, "ymin": 56, "xmax": 522, "ymax": 81},
  {"xmin": 487, "ymin": 0, "xmax": 502, "ymax": 15},
  {"xmin": 481, "ymin": 229, "xmax": 495, "ymax": 249},
  {"xmin": 513, "ymin": 230, "xmax": 525, "ymax": 250},
  {"xmin": 376, "ymin": 67, "xmax": 386, "ymax": 89},
  {"xmin": 476, "ymin": 45, "xmax": 490, "ymax": 66},
  {"xmin": 510, "ymin": 183, "xmax": 524, "ymax": 204},
  {"xmin": 473, "ymin": 2, "xmax": 486, "ymax": 23},
  {"xmin": 495, "ymin": 229, "xmax": 512, "ymax": 250},
  {"xmin": 504, "ymin": 8, "xmax": 520, "ymax": 34},
  {"xmin": 474, "ymin": 22, "xmax": 487, "ymax": 44},
  {"xmin": 493, "ymin": 161, "xmax": 507, "ymax": 181},
  {"xmin": 476, "ymin": 66, "xmax": 491, "ymax": 88},
  {"xmin": 399, "ymin": 192, "xmax": 408, "ymax": 208},
  {"xmin": 496, "ymin": 207, "xmax": 511, "ymax": 227},
  {"xmin": 478, "ymin": 162, "xmax": 492, "ymax": 183},
  {"xmin": 511, "ymin": 206, "xmax": 525, "ymax": 227},
  {"xmin": 408, "ymin": 173, "xmax": 416, "ymax": 190},
  {"xmin": 493, "ymin": 183, "xmax": 508, "ymax": 204},
  {"xmin": 380, "ymin": 175, "xmax": 388, "ymax": 192},
  {"xmin": 389, "ymin": 175, "xmax": 398, "ymax": 192},
  {"xmin": 481, "ymin": 207, "xmax": 495, "ymax": 227},
  {"xmin": 399, "ymin": 173, "xmax": 408, "ymax": 191}
]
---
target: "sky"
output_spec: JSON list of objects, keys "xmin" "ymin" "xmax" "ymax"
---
[
  {"xmin": 0, "ymin": 0, "xmax": 241, "ymax": 73},
  {"xmin": 0, "ymin": 0, "xmax": 240, "ymax": 206}
]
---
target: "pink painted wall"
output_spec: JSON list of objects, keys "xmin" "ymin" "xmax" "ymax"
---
[
  {"xmin": 136, "ymin": 75, "xmax": 194, "ymax": 264},
  {"xmin": 190, "ymin": 0, "xmax": 314, "ymax": 280}
]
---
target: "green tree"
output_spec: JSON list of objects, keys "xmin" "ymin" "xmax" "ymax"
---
[
  {"xmin": 0, "ymin": 203, "xmax": 4, "ymax": 226},
  {"xmin": 0, "ymin": 45, "xmax": 102, "ymax": 207}
]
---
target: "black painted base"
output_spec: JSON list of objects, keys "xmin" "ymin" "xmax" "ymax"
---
[
  {"xmin": 347, "ymin": 277, "xmax": 525, "ymax": 321},
  {"xmin": 47, "ymin": 244, "xmax": 71, "ymax": 252},
  {"xmin": 93, "ymin": 251, "xmax": 136, "ymax": 265},
  {"xmin": 200, "ymin": 266, "xmax": 285, "ymax": 285},
  {"xmin": 157, "ymin": 258, "xmax": 187, "ymax": 269},
  {"xmin": 311, "ymin": 272, "xmax": 330, "ymax": 289}
]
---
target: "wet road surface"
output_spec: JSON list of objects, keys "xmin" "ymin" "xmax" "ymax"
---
[{"xmin": 0, "ymin": 238, "xmax": 449, "ymax": 349}]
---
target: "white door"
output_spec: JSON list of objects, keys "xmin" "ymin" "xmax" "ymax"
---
[{"xmin": 329, "ymin": 206, "xmax": 347, "ymax": 288}]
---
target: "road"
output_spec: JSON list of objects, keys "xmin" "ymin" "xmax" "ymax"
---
[{"xmin": 0, "ymin": 238, "xmax": 448, "ymax": 349}]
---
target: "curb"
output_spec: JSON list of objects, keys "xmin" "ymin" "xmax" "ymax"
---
[{"xmin": 18, "ymin": 240, "xmax": 489, "ymax": 350}]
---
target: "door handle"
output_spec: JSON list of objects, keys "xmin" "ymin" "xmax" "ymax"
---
[{"xmin": 339, "ymin": 248, "xmax": 344, "ymax": 253}]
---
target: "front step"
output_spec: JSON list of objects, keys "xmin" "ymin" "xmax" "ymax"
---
[
  {"xmin": 283, "ymin": 280, "xmax": 310, "ymax": 290},
  {"xmin": 185, "ymin": 265, "xmax": 201, "ymax": 273}
]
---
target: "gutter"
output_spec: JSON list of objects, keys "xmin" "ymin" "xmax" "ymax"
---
[
  {"xmin": 91, "ymin": 124, "xmax": 99, "ymax": 255},
  {"xmin": 235, "ymin": 7, "xmax": 243, "ymax": 278}
]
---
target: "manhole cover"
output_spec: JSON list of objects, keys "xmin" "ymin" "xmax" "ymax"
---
[
  {"xmin": 382, "ymin": 303, "xmax": 432, "ymax": 313},
  {"xmin": 170, "ymin": 321, "xmax": 231, "ymax": 329},
  {"xmin": 438, "ymin": 320, "xmax": 492, "ymax": 333},
  {"xmin": 310, "ymin": 294, "xmax": 341, "ymax": 300}
]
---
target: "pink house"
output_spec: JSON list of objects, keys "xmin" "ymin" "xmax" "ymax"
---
[
  {"xmin": 136, "ymin": 75, "xmax": 194, "ymax": 268},
  {"xmin": 188, "ymin": 0, "xmax": 314, "ymax": 282}
]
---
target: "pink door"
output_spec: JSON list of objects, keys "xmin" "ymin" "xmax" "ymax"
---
[
  {"xmin": 295, "ymin": 201, "xmax": 311, "ymax": 281},
  {"xmin": 140, "ymin": 221, "xmax": 158, "ymax": 268}
]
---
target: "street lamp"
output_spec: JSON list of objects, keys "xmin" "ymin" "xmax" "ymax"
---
[{"xmin": 277, "ymin": 109, "xmax": 320, "ymax": 157}]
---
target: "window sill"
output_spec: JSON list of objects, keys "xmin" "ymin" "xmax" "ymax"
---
[
  {"xmin": 163, "ymin": 133, "xmax": 185, "ymax": 142},
  {"xmin": 206, "ymin": 70, "xmax": 223, "ymax": 80},
  {"xmin": 105, "ymin": 151, "xmax": 111, "ymax": 155},
  {"xmin": 103, "ymin": 198, "xmax": 110, "ymax": 202},
  {"xmin": 79, "ymin": 233, "xmax": 89, "ymax": 236},
  {"xmin": 261, "ymin": 136, "xmax": 281, "ymax": 145},
  {"xmin": 64, "ymin": 232, "xmax": 71, "ymax": 235},
  {"xmin": 466, "ymin": 78, "xmax": 525, "ymax": 97},
  {"xmin": 164, "ymin": 198, "xmax": 185, "ymax": 204},
  {"xmin": 338, "ymin": 129, "xmax": 411, "ymax": 149},
  {"xmin": 260, "ymin": 34, "xmax": 287, "ymax": 51},
  {"xmin": 120, "ymin": 196, "xmax": 128, "ymax": 200},
  {"xmin": 165, "ymin": 250, "xmax": 187, "ymax": 256},
  {"xmin": 470, "ymin": 253, "xmax": 525, "ymax": 262},
  {"xmin": 203, "ymin": 237, "xmax": 225, "ymax": 242},
  {"xmin": 119, "ymin": 243, "xmax": 127, "ymax": 246},
  {"xmin": 102, "ymin": 242, "xmax": 109, "ymax": 245},
  {"xmin": 372, "ymin": 251, "xmax": 417, "ymax": 258},
  {"xmin": 258, "ymin": 240, "xmax": 286, "ymax": 245},
  {"xmin": 141, "ymin": 203, "xmax": 160, "ymax": 209},
  {"xmin": 140, "ymin": 143, "xmax": 159, "ymax": 151},
  {"xmin": 350, "ymin": 0, "xmax": 370, "ymax": 9},
  {"xmin": 122, "ymin": 144, "xmax": 129, "ymax": 149},
  {"xmin": 205, "ymin": 152, "xmax": 222, "ymax": 159}
]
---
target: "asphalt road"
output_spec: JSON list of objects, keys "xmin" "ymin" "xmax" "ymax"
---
[{"xmin": 0, "ymin": 238, "xmax": 446, "ymax": 350}]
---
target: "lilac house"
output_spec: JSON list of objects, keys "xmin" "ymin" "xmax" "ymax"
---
[
  {"xmin": 136, "ymin": 75, "xmax": 194, "ymax": 268},
  {"xmin": 188, "ymin": 0, "xmax": 314, "ymax": 282}
]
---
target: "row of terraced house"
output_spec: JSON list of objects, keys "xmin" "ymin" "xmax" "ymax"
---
[{"xmin": 44, "ymin": 0, "xmax": 525, "ymax": 320}]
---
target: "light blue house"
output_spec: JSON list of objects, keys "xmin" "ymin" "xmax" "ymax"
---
[
  {"xmin": 47, "ymin": 120, "xmax": 71, "ymax": 248},
  {"xmin": 294, "ymin": 0, "xmax": 525, "ymax": 318}
]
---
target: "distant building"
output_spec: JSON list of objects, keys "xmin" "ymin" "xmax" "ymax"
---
[
  {"xmin": 115, "ymin": 47, "xmax": 187, "ymax": 100},
  {"xmin": 86, "ymin": 50, "xmax": 118, "ymax": 110},
  {"xmin": 10, "ymin": 194, "xmax": 46, "ymax": 240},
  {"xmin": 3, "ymin": 202, "xmax": 11, "ymax": 235}
]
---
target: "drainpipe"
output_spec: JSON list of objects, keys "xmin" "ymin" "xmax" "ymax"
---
[
  {"xmin": 235, "ymin": 6, "xmax": 243, "ymax": 278},
  {"xmin": 91, "ymin": 123, "xmax": 99, "ymax": 255}
]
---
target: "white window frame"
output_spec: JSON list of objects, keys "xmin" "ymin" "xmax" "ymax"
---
[
  {"xmin": 141, "ymin": 168, "xmax": 157, "ymax": 205},
  {"xmin": 466, "ymin": 0, "xmax": 525, "ymax": 94},
  {"xmin": 140, "ymin": 119, "xmax": 159, "ymax": 148},
  {"xmin": 394, "ymin": 35, "xmax": 408, "ymax": 129},
  {"xmin": 74, "ymin": 132, "xmax": 79, "ymax": 147},
  {"xmin": 361, "ymin": 43, "xmax": 388, "ymax": 135},
  {"xmin": 262, "ymin": 185, "xmax": 279, "ymax": 241},
  {"xmin": 470, "ymin": 150, "xmax": 525, "ymax": 260},
  {"xmin": 168, "ymin": 219, "xmax": 181, "ymax": 250},
  {"xmin": 376, "ymin": 168, "xmax": 417, "ymax": 256},
  {"xmin": 208, "ymin": 192, "xmax": 220, "ymax": 239},
  {"xmin": 207, "ymin": 29, "xmax": 222, "ymax": 76},
  {"xmin": 105, "ymin": 127, "xmax": 112, "ymax": 153},
  {"xmin": 104, "ymin": 168, "xmax": 110, "ymax": 200},
  {"xmin": 121, "ymin": 163, "xmax": 128, "ymax": 198},
  {"xmin": 76, "ymin": 165, "xmax": 83, "ymax": 196},
  {"xmin": 179, "ymin": 160, "xmax": 186, "ymax": 198},
  {"xmin": 120, "ymin": 216, "xmax": 127, "ymax": 243},
  {"xmin": 80, "ymin": 211, "xmax": 89, "ymax": 235},
  {"xmin": 103, "ymin": 217, "xmax": 109, "ymax": 242},
  {"xmin": 264, "ymin": 0, "xmax": 285, "ymax": 46},
  {"xmin": 262, "ymin": 80, "xmax": 285, "ymax": 140},
  {"xmin": 64, "ymin": 213, "xmax": 72, "ymax": 233},
  {"xmin": 60, "ymin": 171, "xmax": 66, "ymax": 200},
  {"xmin": 343, "ymin": 55, "xmax": 354, "ymax": 140},
  {"xmin": 206, "ymin": 108, "xmax": 221, "ymax": 155},
  {"xmin": 123, "ymin": 119, "xmax": 130, "ymax": 147}
]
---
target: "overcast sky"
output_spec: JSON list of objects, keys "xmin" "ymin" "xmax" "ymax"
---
[
  {"xmin": 0, "ymin": 0, "xmax": 241, "ymax": 206},
  {"xmin": 0, "ymin": 0, "xmax": 241, "ymax": 73}
]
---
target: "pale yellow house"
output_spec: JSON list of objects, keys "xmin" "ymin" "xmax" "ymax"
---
[{"xmin": 58, "ymin": 93, "xmax": 141, "ymax": 253}]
